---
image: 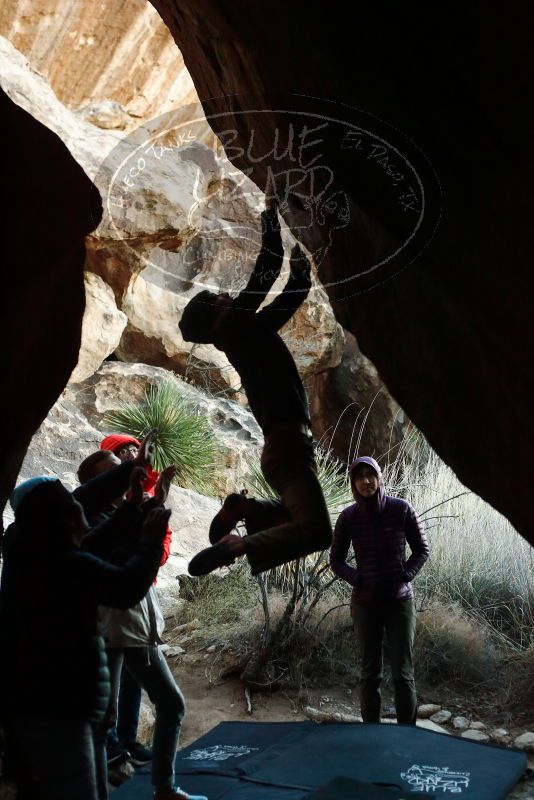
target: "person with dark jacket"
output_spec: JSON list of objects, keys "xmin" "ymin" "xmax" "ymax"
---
[
  {"xmin": 79, "ymin": 453, "xmax": 196, "ymax": 800},
  {"xmin": 181, "ymin": 199, "xmax": 332, "ymax": 577},
  {"xmin": 80, "ymin": 433, "xmax": 173, "ymax": 768},
  {"xmin": 0, "ymin": 473, "xmax": 169, "ymax": 800},
  {"xmin": 330, "ymin": 456, "xmax": 429, "ymax": 725}
]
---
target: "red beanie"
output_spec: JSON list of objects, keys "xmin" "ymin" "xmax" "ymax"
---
[{"xmin": 100, "ymin": 434, "xmax": 141, "ymax": 454}]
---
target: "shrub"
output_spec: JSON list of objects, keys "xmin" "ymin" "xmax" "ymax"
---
[
  {"xmin": 178, "ymin": 562, "xmax": 259, "ymax": 627},
  {"xmin": 501, "ymin": 644, "xmax": 534, "ymax": 708},
  {"xmin": 414, "ymin": 603, "xmax": 498, "ymax": 687},
  {"xmin": 103, "ymin": 379, "xmax": 218, "ymax": 495}
]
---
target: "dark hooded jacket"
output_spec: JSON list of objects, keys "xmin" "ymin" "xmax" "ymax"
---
[
  {"xmin": 0, "ymin": 485, "xmax": 163, "ymax": 723},
  {"xmin": 329, "ymin": 456, "xmax": 429, "ymax": 604}
]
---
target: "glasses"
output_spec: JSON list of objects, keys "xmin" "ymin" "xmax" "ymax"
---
[{"xmin": 116, "ymin": 445, "xmax": 139, "ymax": 457}]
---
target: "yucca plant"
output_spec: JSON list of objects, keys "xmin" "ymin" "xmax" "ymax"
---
[{"xmin": 103, "ymin": 380, "xmax": 218, "ymax": 495}]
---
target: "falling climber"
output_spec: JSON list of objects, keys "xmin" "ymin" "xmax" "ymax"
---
[{"xmin": 179, "ymin": 199, "xmax": 332, "ymax": 576}]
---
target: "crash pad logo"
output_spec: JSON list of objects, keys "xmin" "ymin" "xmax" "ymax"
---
[
  {"xmin": 184, "ymin": 744, "xmax": 259, "ymax": 762},
  {"xmin": 98, "ymin": 93, "xmax": 441, "ymax": 300},
  {"xmin": 401, "ymin": 764, "xmax": 470, "ymax": 793}
]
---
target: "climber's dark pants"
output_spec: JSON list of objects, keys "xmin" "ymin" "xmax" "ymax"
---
[
  {"xmin": 352, "ymin": 597, "xmax": 417, "ymax": 725},
  {"xmin": 242, "ymin": 429, "xmax": 332, "ymax": 575}
]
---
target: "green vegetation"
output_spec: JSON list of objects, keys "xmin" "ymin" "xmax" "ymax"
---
[{"xmin": 104, "ymin": 379, "xmax": 218, "ymax": 495}]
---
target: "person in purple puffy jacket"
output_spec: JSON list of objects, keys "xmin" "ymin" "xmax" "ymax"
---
[{"xmin": 330, "ymin": 456, "xmax": 429, "ymax": 725}]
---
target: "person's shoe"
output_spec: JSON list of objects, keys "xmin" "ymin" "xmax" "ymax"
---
[
  {"xmin": 153, "ymin": 786, "xmax": 208, "ymax": 800},
  {"xmin": 107, "ymin": 741, "xmax": 131, "ymax": 767},
  {"xmin": 188, "ymin": 538, "xmax": 240, "ymax": 576},
  {"xmin": 209, "ymin": 491, "xmax": 249, "ymax": 544},
  {"xmin": 124, "ymin": 740, "xmax": 152, "ymax": 765}
]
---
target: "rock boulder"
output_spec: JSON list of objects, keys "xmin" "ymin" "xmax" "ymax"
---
[{"xmin": 69, "ymin": 272, "xmax": 127, "ymax": 384}]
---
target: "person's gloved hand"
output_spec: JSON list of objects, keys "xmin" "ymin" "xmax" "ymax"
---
[
  {"xmin": 154, "ymin": 465, "xmax": 177, "ymax": 506},
  {"xmin": 133, "ymin": 429, "xmax": 157, "ymax": 468},
  {"xmin": 289, "ymin": 244, "xmax": 311, "ymax": 276},
  {"xmin": 261, "ymin": 196, "xmax": 281, "ymax": 234},
  {"xmin": 128, "ymin": 467, "xmax": 146, "ymax": 506},
  {"xmin": 142, "ymin": 507, "xmax": 172, "ymax": 542}
]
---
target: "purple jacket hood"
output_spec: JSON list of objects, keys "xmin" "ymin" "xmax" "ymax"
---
[{"xmin": 349, "ymin": 456, "xmax": 386, "ymax": 512}]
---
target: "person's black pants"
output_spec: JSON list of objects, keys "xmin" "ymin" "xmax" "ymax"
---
[
  {"xmin": 352, "ymin": 598, "xmax": 417, "ymax": 725},
  {"xmin": 242, "ymin": 430, "xmax": 332, "ymax": 575}
]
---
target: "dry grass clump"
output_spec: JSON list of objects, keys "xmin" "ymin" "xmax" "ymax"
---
[
  {"xmin": 397, "ymin": 443, "xmax": 534, "ymax": 650},
  {"xmin": 501, "ymin": 645, "xmax": 534, "ymax": 709},
  {"xmin": 279, "ymin": 598, "xmax": 358, "ymax": 687},
  {"xmin": 414, "ymin": 603, "xmax": 498, "ymax": 687},
  {"xmin": 178, "ymin": 563, "xmax": 259, "ymax": 628}
]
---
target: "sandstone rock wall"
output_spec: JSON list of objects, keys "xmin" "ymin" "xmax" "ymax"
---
[
  {"xmin": 0, "ymin": 81, "xmax": 101, "ymax": 520},
  {"xmin": 306, "ymin": 331, "xmax": 409, "ymax": 461},
  {"xmin": 0, "ymin": 35, "xmax": 345, "ymax": 398},
  {"xmin": 0, "ymin": 0, "xmax": 195, "ymax": 123},
  {"xmin": 5, "ymin": 400, "xmax": 223, "ymax": 583},
  {"xmin": 4, "ymin": 362, "xmax": 264, "ymax": 563},
  {"xmin": 67, "ymin": 361, "xmax": 263, "ymax": 492},
  {"xmin": 0, "ymin": 21, "xmax": 424, "ymax": 516},
  {"xmin": 148, "ymin": 1, "xmax": 533, "ymax": 540},
  {"xmin": 69, "ymin": 272, "xmax": 127, "ymax": 383}
]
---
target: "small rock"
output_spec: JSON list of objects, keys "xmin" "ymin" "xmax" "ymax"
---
[
  {"xmin": 513, "ymin": 732, "xmax": 534, "ymax": 753},
  {"xmin": 173, "ymin": 619, "xmax": 201, "ymax": 634},
  {"xmin": 461, "ymin": 730, "xmax": 490, "ymax": 742},
  {"xmin": 303, "ymin": 705, "xmax": 362, "ymax": 724},
  {"xmin": 490, "ymin": 728, "xmax": 510, "ymax": 745},
  {"xmin": 166, "ymin": 645, "xmax": 185, "ymax": 657},
  {"xmin": 418, "ymin": 704, "xmax": 441, "ymax": 719},
  {"xmin": 469, "ymin": 721, "xmax": 487, "ymax": 730},
  {"xmin": 206, "ymin": 644, "xmax": 217, "ymax": 653},
  {"xmin": 417, "ymin": 719, "xmax": 450, "ymax": 735},
  {"xmin": 108, "ymin": 759, "xmax": 136, "ymax": 786},
  {"xmin": 78, "ymin": 100, "xmax": 131, "ymax": 130},
  {"xmin": 320, "ymin": 696, "xmax": 332, "ymax": 704},
  {"xmin": 346, "ymin": 689, "xmax": 352, "ymax": 696},
  {"xmin": 430, "ymin": 709, "xmax": 452, "ymax": 724},
  {"xmin": 452, "ymin": 716, "xmax": 470, "ymax": 731}
]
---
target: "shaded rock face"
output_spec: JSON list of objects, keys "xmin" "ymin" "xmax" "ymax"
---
[
  {"xmin": 157, "ymin": 486, "xmax": 219, "ymax": 587},
  {"xmin": 149, "ymin": 2, "xmax": 533, "ymax": 541},
  {"xmin": 0, "ymin": 87, "xmax": 101, "ymax": 521},
  {"xmin": 306, "ymin": 331, "xmax": 408, "ymax": 462}
]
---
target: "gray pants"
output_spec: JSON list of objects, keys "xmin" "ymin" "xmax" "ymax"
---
[
  {"xmin": 102, "ymin": 646, "xmax": 185, "ymax": 790},
  {"xmin": 242, "ymin": 430, "xmax": 332, "ymax": 574}
]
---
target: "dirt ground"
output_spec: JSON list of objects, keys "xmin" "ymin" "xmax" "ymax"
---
[
  {"xmin": 171, "ymin": 649, "xmax": 533, "ymax": 745},
  {"xmin": 174, "ymin": 650, "xmax": 310, "ymax": 748}
]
